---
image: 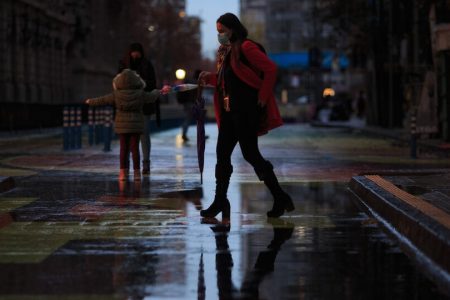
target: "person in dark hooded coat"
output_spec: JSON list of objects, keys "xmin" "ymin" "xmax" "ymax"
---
[{"xmin": 119, "ymin": 42, "xmax": 158, "ymax": 175}]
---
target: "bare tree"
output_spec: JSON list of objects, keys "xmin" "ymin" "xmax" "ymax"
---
[{"xmin": 145, "ymin": 2, "xmax": 202, "ymax": 83}]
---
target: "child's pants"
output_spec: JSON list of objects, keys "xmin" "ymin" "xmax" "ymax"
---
[{"xmin": 119, "ymin": 133, "xmax": 141, "ymax": 170}]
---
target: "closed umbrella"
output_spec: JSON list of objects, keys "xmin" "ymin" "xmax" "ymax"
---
[{"xmin": 192, "ymin": 85, "xmax": 206, "ymax": 184}]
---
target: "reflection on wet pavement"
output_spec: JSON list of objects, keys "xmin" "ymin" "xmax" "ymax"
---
[
  {"xmin": 0, "ymin": 172, "xmax": 446, "ymax": 299},
  {"xmin": 200, "ymin": 219, "xmax": 294, "ymax": 300}
]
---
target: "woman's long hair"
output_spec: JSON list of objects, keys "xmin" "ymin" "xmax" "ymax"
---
[
  {"xmin": 216, "ymin": 13, "xmax": 248, "ymax": 65},
  {"xmin": 217, "ymin": 13, "xmax": 248, "ymax": 42}
]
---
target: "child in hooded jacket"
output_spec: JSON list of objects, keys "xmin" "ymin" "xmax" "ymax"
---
[{"xmin": 86, "ymin": 68, "xmax": 170, "ymax": 181}]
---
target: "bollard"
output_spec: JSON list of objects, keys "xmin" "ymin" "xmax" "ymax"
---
[
  {"xmin": 63, "ymin": 106, "xmax": 70, "ymax": 150},
  {"xmin": 410, "ymin": 109, "xmax": 417, "ymax": 159},
  {"xmin": 76, "ymin": 106, "xmax": 82, "ymax": 149},
  {"xmin": 103, "ymin": 107, "xmax": 112, "ymax": 152},
  {"xmin": 95, "ymin": 107, "xmax": 101, "ymax": 145},
  {"xmin": 99, "ymin": 107, "xmax": 105, "ymax": 143},
  {"xmin": 88, "ymin": 107, "xmax": 94, "ymax": 146},
  {"xmin": 69, "ymin": 106, "xmax": 76, "ymax": 150},
  {"xmin": 94, "ymin": 107, "xmax": 99, "ymax": 144}
]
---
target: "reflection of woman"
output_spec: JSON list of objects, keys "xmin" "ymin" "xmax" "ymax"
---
[
  {"xmin": 241, "ymin": 220, "xmax": 294, "ymax": 298},
  {"xmin": 203, "ymin": 220, "xmax": 294, "ymax": 299},
  {"xmin": 198, "ymin": 13, "xmax": 294, "ymax": 219},
  {"xmin": 210, "ymin": 225, "xmax": 236, "ymax": 299}
]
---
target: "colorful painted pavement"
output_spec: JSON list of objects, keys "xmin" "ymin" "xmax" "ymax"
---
[{"xmin": 0, "ymin": 124, "xmax": 449, "ymax": 299}]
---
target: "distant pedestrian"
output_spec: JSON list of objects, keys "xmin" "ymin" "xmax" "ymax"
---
[
  {"xmin": 119, "ymin": 42, "xmax": 158, "ymax": 174},
  {"xmin": 356, "ymin": 90, "xmax": 366, "ymax": 118},
  {"xmin": 85, "ymin": 69, "xmax": 170, "ymax": 181},
  {"xmin": 176, "ymin": 69, "xmax": 202, "ymax": 142},
  {"xmin": 198, "ymin": 13, "xmax": 294, "ymax": 219}
]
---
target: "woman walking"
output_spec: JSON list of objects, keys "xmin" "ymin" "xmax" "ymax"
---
[{"xmin": 198, "ymin": 13, "xmax": 294, "ymax": 219}]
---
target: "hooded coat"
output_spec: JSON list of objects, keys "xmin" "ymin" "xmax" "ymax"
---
[
  {"xmin": 88, "ymin": 69, "xmax": 160, "ymax": 134},
  {"xmin": 118, "ymin": 42, "xmax": 160, "ymax": 122},
  {"xmin": 118, "ymin": 43, "xmax": 156, "ymax": 92}
]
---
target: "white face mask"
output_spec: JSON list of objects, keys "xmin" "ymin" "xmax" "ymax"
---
[{"xmin": 217, "ymin": 32, "xmax": 230, "ymax": 45}]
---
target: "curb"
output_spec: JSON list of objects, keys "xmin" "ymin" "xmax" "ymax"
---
[
  {"xmin": 311, "ymin": 120, "xmax": 450, "ymax": 157},
  {"xmin": 0, "ymin": 176, "xmax": 15, "ymax": 193},
  {"xmin": 350, "ymin": 175, "xmax": 450, "ymax": 295}
]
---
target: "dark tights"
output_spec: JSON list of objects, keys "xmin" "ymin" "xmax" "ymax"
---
[
  {"xmin": 119, "ymin": 133, "xmax": 141, "ymax": 170},
  {"xmin": 216, "ymin": 110, "xmax": 270, "ymax": 174}
]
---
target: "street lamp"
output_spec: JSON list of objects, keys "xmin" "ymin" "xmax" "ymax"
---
[
  {"xmin": 323, "ymin": 88, "xmax": 335, "ymax": 97},
  {"xmin": 175, "ymin": 69, "xmax": 186, "ymax": 81}
]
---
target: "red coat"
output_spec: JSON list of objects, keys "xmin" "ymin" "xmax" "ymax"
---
[{"xmin": 206, "ymin": 40, "xmax": 283, "ymax": 136}]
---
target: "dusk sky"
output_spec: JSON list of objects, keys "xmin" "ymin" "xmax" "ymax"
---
[{"xmin": 186, "ymin": 0, "xmax": 239, "ymax": 59}]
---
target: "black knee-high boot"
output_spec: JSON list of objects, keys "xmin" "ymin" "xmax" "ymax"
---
[
  {"xmin": 200, "ymin": 164, "xmax": 233, "ymax": 219},
  {"xmin": 255, "ymin": 161, "xmax": 294, "ymax": 218}
]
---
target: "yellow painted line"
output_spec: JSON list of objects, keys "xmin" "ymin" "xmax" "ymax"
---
[
  {"xmin": 0, "ymin": 222, "xmax": 71, "ymax": 263},
  {"xmin": 0, "ymin": 209, "xmax": 180, "ymax": 263},
  {"xmin": 0, "ymin": 197, "xmax": 37, "ymax": 213},
  {"xmin": 366, "ymin": 175, "xmax": 450, "ymax": 230},
  {"xmin": 0, "ymin": 167, "xmax": 37, "ymax": 177}
]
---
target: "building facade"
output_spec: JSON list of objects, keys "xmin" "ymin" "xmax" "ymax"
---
[
  {"xmin": 240, "ymin": 0, "xmax": 348, "ymax": 106},
  {"xmin": 0, "ymin": 0, "xmax": 201, "ymax": 130},
  {"xmin": 240, "ymin": 0, "xmax": 267, "ymax": 46},
  {"xmin": 0, "ymin": 0, "xmax": 74, "ymax": 129}
]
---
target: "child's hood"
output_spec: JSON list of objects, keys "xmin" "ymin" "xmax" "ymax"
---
[
  {"xmin": 113, "ymin": 69, "xmax": 146, "ymax": 91},
  {"xmin": 112, "ymin": 69, "xmax": 146, "ymax": 110}
]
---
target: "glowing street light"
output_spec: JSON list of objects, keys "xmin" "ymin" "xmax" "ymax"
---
[
  {"xmin": 323, "ymin": 88, "xmax": 335, "ymax": 97},
  {"xmin": 175, "ymin": 69, "xmax": 186, "ymax": 80}
]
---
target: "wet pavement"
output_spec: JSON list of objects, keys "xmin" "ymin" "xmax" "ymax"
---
[{"xmin": 1, "ymin": 124, "xmax": 450, "ymax": 299}]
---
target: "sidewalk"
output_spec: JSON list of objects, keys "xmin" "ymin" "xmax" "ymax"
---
[
  {"xmin": 0, "ymin": 176, "xmax": 15, "ymax": 193},
  {"xmin": 311, "ymin": 116, "xmax": 450, "ymax": 156},
  {"xmin": 0, "ymin": 127, "xmax": 62, "ymax": 141},
  {"xmin": 0, "ymin": 120, "xmax": 450, "ymax": 297},
  {"xmin": 313, "ymin": 117, "xmax": 450, "ymax": 294}
]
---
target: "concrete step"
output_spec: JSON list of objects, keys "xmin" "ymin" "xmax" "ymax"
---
[{"xmin": 350, "ymin": 173, "xmax": 450, "ymax": 295}]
